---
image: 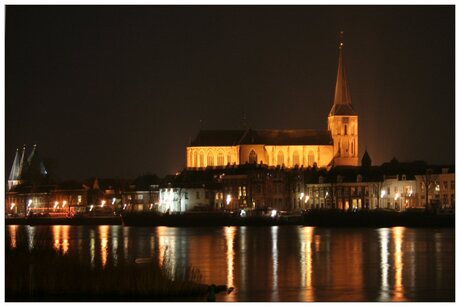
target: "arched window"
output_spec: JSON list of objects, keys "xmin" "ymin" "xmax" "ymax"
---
[
  {"xmin": 193, "ymin": 151, "xmax": 198, "ymax": 167},
  {"xmin": 217, "ymin": 151, "xmax": 224, "ymax": 165},
  {"xmin": 292, "ymin": 151, "xmax": 300, "ymax": 166},
  {"xmin": 249, "ymin": 150, "xmax": 257, "ymax": 164},
  {"xmin": 207, "ymin": 152, "xmax": 214, "ymax": 166},
  {"xmin": 277, "ymin": 151, "xmax": 284, "ymax": 166},
  {"xmin": 308, "ymin": 151, "xmax": 315, "ymax": 167},
  {"xmin": 344, "ymin": 125, "xmax": 348, "ymax": 135},
  {"xmin": 199, "ymin": 151, "xmax": 204, "ymax": 167}
]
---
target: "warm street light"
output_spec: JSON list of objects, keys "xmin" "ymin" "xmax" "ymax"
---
[
  {"xmin": 226, "ymin": 194, "xmax": 232, "ymax": 205},
  {"xmin": 63, "ymin": 200, "xmax": 67, "ymax": 208},
  {"xmin": 10, "ymin": 203, "xmax": 15, "ymax": 210},
  {"xmin": 54, "ymin": 201, "xmax": 59, "ymax": 209},
  {"xmin": 101, "ymin": 200, "xmax": 106, "ymax": 207},
  {"xmin": 300, "ymin": 192, "xmax": 304, "ymax": 200}
]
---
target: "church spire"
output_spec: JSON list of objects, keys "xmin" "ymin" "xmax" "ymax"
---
[
  {"xmin": 8, "ymin": 148, "xmax": 20, "ymax": 181},
  {"xmin": 330, "ymin": 31, "xmax": 356, "ymax": 116}
]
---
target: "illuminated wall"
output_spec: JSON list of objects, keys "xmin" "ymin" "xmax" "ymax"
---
[
  {"xmin": 186, "ymin": 146, "xmax": 239, "ymax": 168},
  {"xmin": 159, "ymin": 187, "xmax": 214, "ymax": 213},
  {"xmin": 187, "ymin": 144, "xmax": 334, "ymax": 169},
  {"xmin": 328, "ymin": 115, "xmax": 359, "ymax": 166}
]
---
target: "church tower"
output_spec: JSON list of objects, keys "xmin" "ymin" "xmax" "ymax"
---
[{"xmin": 328, "ymin": 32, "xmax": 359, "ymax": 166}]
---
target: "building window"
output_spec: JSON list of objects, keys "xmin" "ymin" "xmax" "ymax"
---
[
  {"xmin": 207, "ymin": 152, "xmax": 214, "ymax": 166},
  {"xmin": 292, "ymin": 151, "xmax": 300, "ymax": 166},
  {"xmin": 344, "ymin": 125, "xmax": 348, "ymax": 135},
  {"xmin": 217, "ymin": 152, "xmax": 224, "ymax": 165},
  {"xmin": 199, "ymin": 151, "xmax": 204, "ymax": 167},
  {"xmin": 443, "ymin": 181, "xmax": 448, "ymax": 190},
  {"xmin": 77, "ymin": 195, "xmax": 82, "ymax": 203},
  {"xmin": 277, "ymin": 151, "xmax": 284, "ymax": 166},
  {"xmin": 185, "ymin": 192, "xmax": 188, "ymax": 199},
  {"xmin": 451, "ymin": 181, "xmax": 455, "ymax": 189},
  {"xmin": 137, "ymin": 194, "xmax": 143, "ymax": 200},
  {"xmin": 193, "ymin": 151, "xmax": 198, "ymax": 167},
  {"xmin": 196, "ymin": 191, "xmax": 200, "ymax": 199},
  {"xmin": 308, "ymin": 151, "xmax": 315, "ymax": 167},
  {"xmin": 205, "ymin": 191, "xmax": 209, "ymax": 199},
  {"xmin": 249, "ymin": 150, "xmax": 257, "ymax": 164}
]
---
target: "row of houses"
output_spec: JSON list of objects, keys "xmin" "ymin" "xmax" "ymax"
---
[{"xmin": 5, "ymin": 153, "xmax": 455, "ymax": 217}]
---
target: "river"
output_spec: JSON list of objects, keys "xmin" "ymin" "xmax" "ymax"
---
[{"xmin": 6, "ymin": 225, "xmax": 454, "ymax": 302}]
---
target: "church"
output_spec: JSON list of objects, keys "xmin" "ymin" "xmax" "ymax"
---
[{"xmin": 186, "ymin": 35, "xmax": 359, "ymax": 169}]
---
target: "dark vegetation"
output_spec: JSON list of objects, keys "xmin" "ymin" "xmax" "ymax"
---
[{"xmin": 5, "ymin": 234, "xmax": 208, "ymax": 302}]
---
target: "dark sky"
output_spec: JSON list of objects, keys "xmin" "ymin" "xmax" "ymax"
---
[{"xmin": 5, "ymin": 5, "xmax": 455, "ymax": 181}]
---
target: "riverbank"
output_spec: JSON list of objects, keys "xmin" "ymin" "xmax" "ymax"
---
[
  {"xmin": 5, "ymin": 210, "xmax": 454, "ymax": 227},
  {"xmin": 5, "ymin": 244, "xmax": 209, "ymax": 302}
]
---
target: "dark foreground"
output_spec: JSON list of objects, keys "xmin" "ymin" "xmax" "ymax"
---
[
  {"xmin": 5, "ymin": 245, "xmax": 211, "ymax": 302},
  {"xmin": 5, "ymin": 210, "xmax": 454, "ymax": 228}
]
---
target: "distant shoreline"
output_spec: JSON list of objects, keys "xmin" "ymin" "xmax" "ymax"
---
[{"xmin": 5, "ymin": 210, "xmax": 454, "ymax": 228}]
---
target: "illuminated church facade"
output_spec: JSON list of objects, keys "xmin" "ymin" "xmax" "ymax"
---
[{"xmin": 186, "ymin": 35, "xmax": 359, "ymax": 169}]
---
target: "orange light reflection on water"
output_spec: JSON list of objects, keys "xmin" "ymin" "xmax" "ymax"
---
[
  {"xmin": 99, "ymin": 225, "xmax": 109, "ymax": 268},
  {"xmin": 9, "ymin": 225, "xmax": 18, "ymax": 249},
  {"xmin": 224, "ymin": 226, "xmax": 236, "ymax": 288},
  {"xmin": 299, "ymin": 227, "xmax": 315, "ymax": 301},
  {"xmin": 392, "ymin": 227, "xmax": 406, "ymax": 301}
]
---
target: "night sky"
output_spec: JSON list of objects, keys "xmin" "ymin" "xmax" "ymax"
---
[{"xmin": 6, "ymin": 5, "xmax": 455, "ymax": 181}]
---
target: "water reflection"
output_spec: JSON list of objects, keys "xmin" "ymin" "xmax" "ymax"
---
[
  {"xmin": 224, "ymin": 227, "xmax": 236, "ymax": 288},
  {"xmin": 299, "ymin": 227, "xmax": 314, "ymax": 301},
  {"xmin": 379, "ymin": 228, "xmax": 390, "ymax": 301},
  {"xmin": 9, "ymin": 225, "xmax": 18, "ymax": 249},
  {"xmin": 157, "ymin": 227, "xmax": 177, "ymax": 279},
  {"xmin": 392, "ymin": 227, "xmax": 405, "ymax": 301},
  {"xmin": 271, "ymin": 226, "xmax": 279, "ymax": 301},
  {"xmin": 99, "ymin": 225, "xmax": 109, "ymax": 268},
  {"xmin": 5, "ymin": 225, "xmax": 455, "ymax": 302}
]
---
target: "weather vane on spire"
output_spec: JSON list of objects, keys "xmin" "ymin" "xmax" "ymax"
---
[{"xmin": 339, "ymin": 30, "xmax": 344, "ymax": 49}]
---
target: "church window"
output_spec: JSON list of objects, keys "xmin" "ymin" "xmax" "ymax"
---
[
  {"xmin": 207, "ymin": 152, "xmax": 214, "ymax": 166},
  {"xmin": 249, "ymin": 150, "xmax": 257, "ymax": 164},
  {"xmin": 277, "ymin": 151, "xmax": 284, "ymax": 166},
  {"xmin": 308, "ymin": 151, "xmax": 315, "ymax": 167},
  {"xmin": 292, "ymin": 151, "xmax": 300, "ymax": 166},
  {"xmin": 199, "ymin": 151, "xmax": 204, "ymax": 167},
  {"xmin": 217, "ymin": 152, "xmax": 224, "ymax": 165}
]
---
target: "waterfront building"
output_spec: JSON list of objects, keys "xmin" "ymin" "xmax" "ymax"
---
[
  {"xmin": 380, "ymin": 175, "xmax": 417, "ymax": 211},
  {"xmin": 305, "ymin": 168, "xmax": 381, "ymax": 211},
  {"xmin": 7, "ymin": 144, "xmax": 47, "ymax": 191},
  {"xmin": 186, "ymin": 34, "xmax": 359, "ymax": 169},
  {"xmin": 122, "ymin": 175, "xmax": 160, "ymax": 212},
  {"xmin": 158, "ymin": 170, "xmax": 218, "ymax": 213},
  {"xmin": 415, "ymin": 167, "xmax": 455, "ymax": 210}
]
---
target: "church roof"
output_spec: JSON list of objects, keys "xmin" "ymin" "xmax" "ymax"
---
[
  {"xmin": 190, "ymin": 129, "xmax": 332, "ymax": 147},
  {"xmin": 329, "ymin": 32, "xmax": 357, "ymax": 116}
]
